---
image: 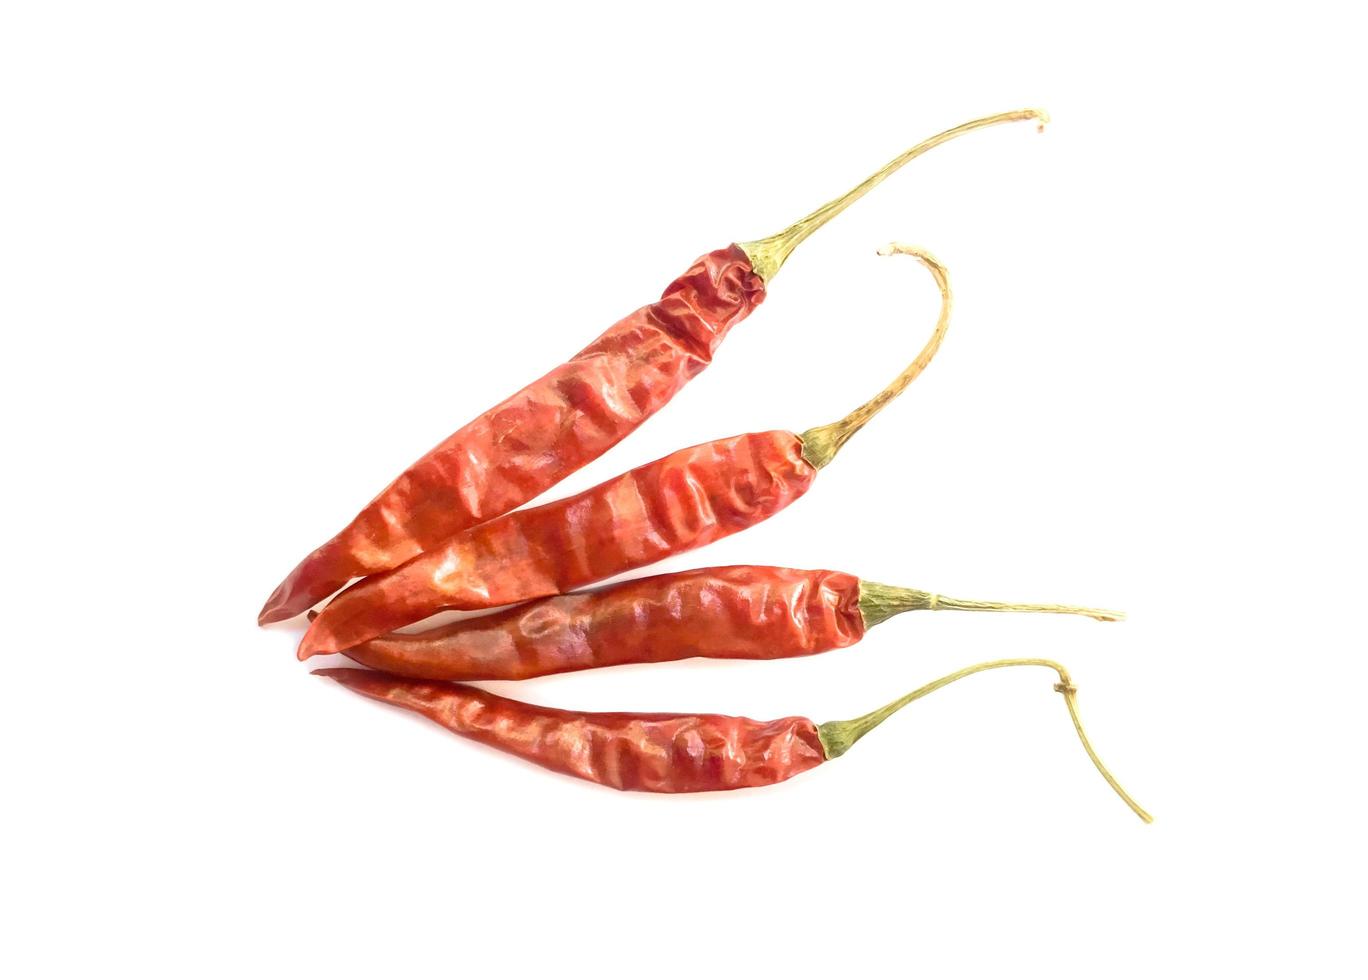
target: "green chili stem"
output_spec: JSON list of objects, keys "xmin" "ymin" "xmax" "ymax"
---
[
  {"xmin": 800, "ymin": 243, "xmax": 951, "ymax": 469},
  {"xmin": 738, "ymin": 109, "xmax": 1047, "ymax": 282},
  {"xmin": 816, "ymin": 658, "xmax": 1152, "ymax": 823},
  {"xmin": 857, "ymin": 581, "xmax": 1124, "ymax": 628}
]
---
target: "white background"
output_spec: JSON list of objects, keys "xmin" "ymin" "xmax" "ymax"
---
[{"xmin": 4, "ymin": 2, "xmax": 1365, "ymax": 976}]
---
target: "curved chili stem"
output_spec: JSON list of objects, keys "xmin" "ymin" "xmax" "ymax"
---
[
  {"xmin": 738, "ymin": 108, "xmax": 1047, "ymax": 282},
  {"xmin": 800, "ymin": 243, "xmax": 951, "ymax": 468},
  {"xmin": 857, "ymin": 581, "xmax": 1124, "ymax": 627},
  {"xmin": 817, "ymin": 659, "xmax": 1152, "ymax": 823}
]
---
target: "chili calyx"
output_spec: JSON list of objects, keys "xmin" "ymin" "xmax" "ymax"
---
[{"xmin": 855, "ymin": 580, "xmax": 1123, "ymax": 626}]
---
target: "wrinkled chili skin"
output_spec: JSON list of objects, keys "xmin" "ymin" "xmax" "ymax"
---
[
  {"xmin": 316, "ymin": 668, "xmax": 827, "ymax": 792},
  {"xmin": 259, "ymin": 246, "xmax": 765, "ymax": 625},
  {"xmin": 341, "ymin": 566, "xmax": 865, "ymax": 681},
  {"xmin": 298, "ymin": 430, "xmax": 816, "ymax": 659}
]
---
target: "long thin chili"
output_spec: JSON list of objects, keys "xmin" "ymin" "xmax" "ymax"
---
[
  {"xmin": 314, "ymin": 660, "xmax": 1151, "ymax": 820},
  {"xmin": 259, "ymin": 109, "xmax": 1046, "ymax": 625},
  {"xmin": 319, "ymin": 565, "xmax": 1121, "ymax": 681},
  {"xmin": 297, "ymin": 244, "xmax": 955, "ymax": 659}
]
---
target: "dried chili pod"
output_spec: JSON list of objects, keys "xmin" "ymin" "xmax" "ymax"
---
[
  {"xmin": 297, "ymin": 244, "xmax": 958, "ymax": 659},
  {"xmin": 319, "ymin": 565, "xmax": 1120, "ymax": 681},
  {"xmin": 259, "ymin": 109, "xmax": 1047, "ymax": 625},
  {"xmin": 314, "ymin": 660, "xmax": 1151, "ymax": 820}
]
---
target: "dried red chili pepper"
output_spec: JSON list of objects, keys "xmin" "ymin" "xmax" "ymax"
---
[
  {"xmin": 318, "ymin": 565, "xmax": 1120, "ymax": 681},
  {"xmin": 259, "ymin": 109, "xmax": 1047, "ymax": 625},
  {"xmin": 313, "ymin": 659, "xmax": 1151, "ymax": 820},
  {"xmin": 297, "ymin": 244, "xmax": 955, "ymax": 659}
]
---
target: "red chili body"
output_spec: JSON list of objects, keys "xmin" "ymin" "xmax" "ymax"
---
[
  {"xmin": 315, "ymin": 668, "xmax": 826, "ymax": 793},
  {"xmin": 297, "ymin": 431, "xmax": 816, "ymax": 659},
  {"xmin": 337, "ymin": 566, "xmax": 865, "ymax": 680},
  {"xmin": 259, "ymin": 247, "xmax": 764, "ymax": 624}
]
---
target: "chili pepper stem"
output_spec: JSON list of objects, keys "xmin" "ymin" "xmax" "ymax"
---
[
  {"xmin": 816, "ymin": 658, "xmax": 1152, "ymax": 823},
  {"xmin": 857, "ymin": 581, "xmax": 1124, "ymax": 627},
  {"xmin": 738, "ymin": 109, "xmax": 1047, "ymax": 282},
  {"xmin": 800, "ymin": 243, "xmax": 951, "ymax": 469}
]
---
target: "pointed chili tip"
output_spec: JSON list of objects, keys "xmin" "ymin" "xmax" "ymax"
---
[
  {"xmin": 296, "ymin": 631, "xmax": 323, "ymax": 661},
  {"xmin": 1031, "ymin": 108, "xmax": 1051, "ymax": 132},
  {"xmin": 259, "ymin": 578, "xmax": 315, "ymax": 625},
  {"xmin": 296, "ymin": 615, "xmax": 337, "ymax": 661},
  {"xmin": 311, "ymin": 666, "xmax": 394, "ymax": 700},
  {"xmin": 312, "ymin": 666, "xmax": 373, "ymax": 687},
  {"xmin": 297, "ymin": 640, "xmax": 326, "ymax": 662},
  {"xmin": 257, "ymin": 592, "xmax": 291, "ymax": 626}
]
